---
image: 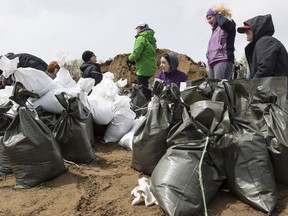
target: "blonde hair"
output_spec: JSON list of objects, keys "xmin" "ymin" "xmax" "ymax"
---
[{"xmin": 211, "ymin": 4, "xmax": 232, "ymax": 19}]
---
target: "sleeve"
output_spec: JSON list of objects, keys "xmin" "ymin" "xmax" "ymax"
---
[
  {"xmin": 83, "ymin": 65, "xmax": 103, "ymax": 85},
  {"xmin": 254, "ymin": 37, "xmax": 278, "ymax": 78},
  {"xmin": 128, "ymin": 36, "xmax": 147, "ymax": 62},
  {"xmin": 89, "ymin": 66, "xmax": 102, "ymax": 85},
  {"xmin": 181, "ymin": 72, "xmax": 187, "ymax": 82},
  {"xmin": 215, "ymin": 14, "xmax": 235, "ymax": 32}
]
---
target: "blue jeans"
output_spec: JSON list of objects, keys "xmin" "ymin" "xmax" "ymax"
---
[{"xmin": 208, "ymin": 61, "xmax": 233, "ymax": 80}]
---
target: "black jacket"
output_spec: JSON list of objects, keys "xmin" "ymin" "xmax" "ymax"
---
[
  {"xmin": 7, "ymin": 53, "xmax": 48, "ymax": 71},
  {"xmin": 80, "ymin": 61, "xmax": 103, "ymax": 85},
  {"xmin": 244, "ymin": 14, "xmax": 288, "ymax": 78},
  {"xmin": 215, "ymin": 13, "xmax": 236, "ymax": 63}
]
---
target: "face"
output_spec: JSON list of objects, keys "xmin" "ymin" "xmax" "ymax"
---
[
  {"xmin": 207, "ymin": 15, "xmax": 216, "ymax": 27},
  {"xmin": 246, "ymin": 29, "xmax": 253, "ymax": 42},
  {"xmin": 90, "ymin": 55, "xmax": 97, "ymax": 63},
  {"xmin": 136, "ymin": 27, "xmax": 141, "ymax": 34},
  {"xmin": 160, "ymin": 57, "xmax": 171, "ymax": 72}
]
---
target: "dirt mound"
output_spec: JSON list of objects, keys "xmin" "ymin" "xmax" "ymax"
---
[{"xmin": 100, "ymin": 48, "xmax": 207, "ymax": 86}]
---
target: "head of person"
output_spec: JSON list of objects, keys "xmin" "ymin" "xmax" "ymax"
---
[
  {"xmin": 160, "ymin": 53, "xmax": 179, "ymax": 73},
  {"xmin": 237, "ymin": 25, "xmax": 253, "ymax": 42},
  {"xmin": 237, "ymin": 14, "xmax": 274, "ymax": 43},
  {"xmin": 206, "ymin": 9, "xmax": 217, "ymax": 27},
  {"xmin": 206, "ymin": 4, "xmax": 232, "ymax": 27},
  {"xmin": 135, "ymin": 22, "xmax": 149, "ymax": 34},
  {"xmin": 47, "ymin": 61, "xmax": 60, "ymax": 74},
  {"xmin": 82, "ymin": 50, "xmax": 97, "ymax": 63}
]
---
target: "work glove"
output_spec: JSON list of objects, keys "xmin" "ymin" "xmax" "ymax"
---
[{"xmin": 126, "ymin": 59, "xmax": 135, "ymax": 70}]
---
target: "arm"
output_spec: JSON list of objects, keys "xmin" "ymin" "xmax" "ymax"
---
[
  {"xmin": 215, "ymin": 14, "xmax": 235, "ymax": 32},
  {"xmin": 254, "ymin": 37, "xmax": 278, "ymax": 78},
  {"xmin": 128, "ymin": 36, "xmax": 147, "ymax": 62},
  {"xmin": 83, "ymin": 65, "xmax": 103, "ymax": 85}
]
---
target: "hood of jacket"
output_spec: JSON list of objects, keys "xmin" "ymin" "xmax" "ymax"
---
[
  {"xmin": 136, "ymin": 28, "xmax": 157, "ymax": 45},
  {"xmin": 244, "ymin": 14, "xmax": 274, "ymax": 42},
  {"xmin": 167, "ymin": 53, "xmax": 179, "ymax": 72}
]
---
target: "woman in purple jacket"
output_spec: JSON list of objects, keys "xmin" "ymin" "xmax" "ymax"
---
[
  {"xmin": 155, "ymin": 52, "xmax": 187, "ymax": 87},
  {"xmin": 206, "ymin": 4, "xmax": 236, "ymax": 80}
]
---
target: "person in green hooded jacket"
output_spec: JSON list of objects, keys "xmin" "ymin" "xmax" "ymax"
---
[{"xmin": 128, "ymin": 22, "xmax": 157, "ymax": 101}]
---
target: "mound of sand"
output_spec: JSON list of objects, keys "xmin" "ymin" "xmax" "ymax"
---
[{"xmin": 100, "ymin": 48, "xmax": 208, "ymax": 86}]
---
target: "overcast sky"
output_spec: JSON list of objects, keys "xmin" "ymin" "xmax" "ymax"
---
[{"xmin": 0, "ymin": 0, "xmax": 287, "ymax": 65}]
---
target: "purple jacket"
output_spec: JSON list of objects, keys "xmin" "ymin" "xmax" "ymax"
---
[
  {"xmin": 155, "ymin": 69, "xmax": 187, "ymax": 87},
  {"xmin": 206, "ymin": 14, "xmax": 236, "ymax": 67}
]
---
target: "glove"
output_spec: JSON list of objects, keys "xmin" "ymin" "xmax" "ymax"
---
[{"xmin": 126, "ymin": 59, "xmax": 135, "ymax": 69}]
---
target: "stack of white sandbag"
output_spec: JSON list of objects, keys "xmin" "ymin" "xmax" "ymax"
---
[
  {"xmin": 0, "ymin": 53, "xmax": 139, "ymax": 145},
  {"xmin": 0, "ymin": 52, "xmax": 94, "ymax": 115},
  {"xmin": 87, "ymin": 72, "xmax": 119, "ymax": 125}
]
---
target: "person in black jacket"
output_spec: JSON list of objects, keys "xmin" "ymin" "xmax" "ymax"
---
[
  {"xmin": 80, "ymin": 50, "xmax": 103, "ymax": 86},
  {"xmin": 237, "ymin": 14, "xmax": 288, "ymax": 79},
  {"xmin": 0, "ymin": 52, "xmax": 48, "ymax": 86}
]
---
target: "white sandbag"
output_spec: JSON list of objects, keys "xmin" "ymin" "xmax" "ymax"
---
[
  {"xmin": 118, "ymin": 116, "xmax": 144, "ymax": 150},
  {"xmin": 77, "ymin": 77, "xmax": 95, "ymax": 93},
  {"xmin": 115, "ymin": 78, "xmax": 127, "ymax": 88},
  {"xmin": 87, "ymin": 93, "xmax": 114, "ymax": 125},
  {"xmin": 54, "ymin": 67, "xmax": 77, "ymax": 88},
  {"xmin": 28, "ymin": 90, "xmax": 64, "ymax": 114},
  {"xmin": 0, "ymin": 56, "xmax": 54, "ymax": 97},
  {"xmin": 104, "ymin": 96, "xmax": 136, "ymax": 143},
  {"xmin": 54, "ymin": 51, "xmax": 77, "ymax": 88},
  {"xmin": 29, "ymin": 85, "xmax": 88, "ymax": 115},
  {"xmin": 103, "ymin": 108, "xmax": 135, "ymax": 143},
  {"xmin": 0, "ymin": 56, "xmax": 19, "ymax": 77},
  {"xmin": 91, "ymin": 72, "xmax": 119, "ymax": 101},
  {"xmin": 55, "ymin": 86, "xmax": 89, "ymax": 110},
  {"xmin": 13, "ymin": 68, "xmax": 54, "ymax": 97},
  {"xmin": 0, "ymin": 86, "xmax": 13, "ymax": 105}
]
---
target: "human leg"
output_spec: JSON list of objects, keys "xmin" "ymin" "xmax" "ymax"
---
[
  {"xmin": 207, "ymin": 67, "xmax": 215, "ymax": 79},
  {"xmin": 136, "ymin": 75, "xmax": 152, "ymax": 101},
  {"xmin": 213, "ymin": 61, "xmax": 233, "ymax": 80}
]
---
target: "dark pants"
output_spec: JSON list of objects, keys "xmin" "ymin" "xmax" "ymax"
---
[{"xmin": 137, "ymin": 75, "xmax": 152, "ymax": 101}]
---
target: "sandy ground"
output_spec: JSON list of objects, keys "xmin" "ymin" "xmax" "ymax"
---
[{"xmin": 1, "ymin": 140, "xmax": 288, "ymax": 216}]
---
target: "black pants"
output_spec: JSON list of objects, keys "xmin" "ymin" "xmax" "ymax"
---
[{"xmin": 136, "ymin": 75, "xmax": 152, "ymax": 101}]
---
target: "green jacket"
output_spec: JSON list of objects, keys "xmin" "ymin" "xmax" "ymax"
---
[{"xmin": 129, "ymin": 28, "xmax": 157, "ymax": 77}]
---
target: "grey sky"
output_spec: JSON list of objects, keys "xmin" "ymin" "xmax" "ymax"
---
[{"xmin": 0, "ymin": 0, "xmax": 287, "ymax": 65}]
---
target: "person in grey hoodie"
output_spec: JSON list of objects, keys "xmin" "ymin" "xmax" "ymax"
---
[{"xmin": 237, "ymin": 14, "xmax": 288, "ymax": 79}]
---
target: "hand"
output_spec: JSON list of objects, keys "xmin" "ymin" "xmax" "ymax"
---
[{"xmin": 126, "ymin": 59, "xmax": 135, "ymax": 69}]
